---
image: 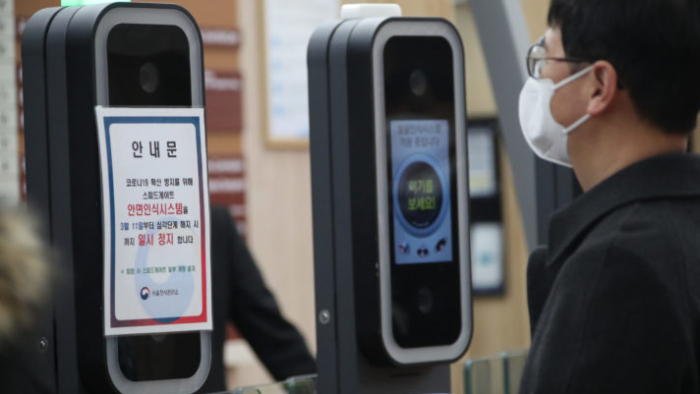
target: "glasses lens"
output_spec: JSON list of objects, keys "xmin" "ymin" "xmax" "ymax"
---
[
  {"xmin": 527, "ymin": 44, "xmax": 545, "ymax": 78},
  {"xmin": 534, "ymin": 59, "xmax": 544, "ymax": 79}
]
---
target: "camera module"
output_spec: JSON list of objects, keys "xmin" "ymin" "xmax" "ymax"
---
[
  {"xmin": 139, "ymin": 62, "xmax": 160, "ymax": 94},
  {"xmin": 409, "ymin": 69, "xmax": 428, "ymax": 97}
]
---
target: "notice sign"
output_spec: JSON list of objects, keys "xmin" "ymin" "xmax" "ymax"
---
[{"xmin": 96, "ymin": 107, "xmax": 212, "ymax": 336}]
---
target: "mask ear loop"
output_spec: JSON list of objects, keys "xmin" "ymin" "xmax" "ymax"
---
[
  {"xmin": 553, "ymin": 65, "xmax": 594, "ymax": 90},
  {"xmin": 563, "ymin": 114, "xmax": 591, "ymax": 134},
  {"xmin": 553, "ymin": 65, "xmax": 595, "ymax": 134}
]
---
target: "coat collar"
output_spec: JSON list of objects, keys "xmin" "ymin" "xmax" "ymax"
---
[{"xmin": 547, "ymin": 153, "xmax": 700, "ymax": 265}]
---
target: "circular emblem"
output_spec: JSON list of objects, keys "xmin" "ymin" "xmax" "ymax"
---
[{"xmin": 140, "ymin": 287, "xmax": 150, "ymax": 300}]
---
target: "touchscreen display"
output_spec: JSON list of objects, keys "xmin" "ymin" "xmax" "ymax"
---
[{"xmin": 391, "ymin": 119, "xmax": 453, "ymax": 265}]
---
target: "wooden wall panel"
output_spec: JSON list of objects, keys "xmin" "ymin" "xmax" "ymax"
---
[
  {"xmin": 13, "ymin": 0, "xmax": 57, "ymax": 18},
  {"xmin": 453, "ymin": 4, "xmax": 497, "ymax": 118},
  {"xmin": 135, "ymin": 0, "xmax": 238, "ymax": 30}
]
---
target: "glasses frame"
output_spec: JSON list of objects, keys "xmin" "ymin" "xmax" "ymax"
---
[{"xmin": 526, "ymin": 36, "xmax": 593, "ymax": 79}]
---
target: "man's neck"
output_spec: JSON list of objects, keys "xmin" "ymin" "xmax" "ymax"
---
[{"xmin": 571, "ymin": 120, "xmax": 689, "ymax": 192}]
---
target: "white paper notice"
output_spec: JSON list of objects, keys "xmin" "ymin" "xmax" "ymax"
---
[
  {"xmin": 96, "ymin": 107, "xmax": 212, "ymax": 337},
  {"xmin": 265, "ymin": 0, "xmax": 339, "ymax": 140}
]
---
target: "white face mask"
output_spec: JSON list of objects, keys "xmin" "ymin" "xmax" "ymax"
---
[{"xmin": 518, "ymin": 65, "xmax": 594, "ymax": 167}]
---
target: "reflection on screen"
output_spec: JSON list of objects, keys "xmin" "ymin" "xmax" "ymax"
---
[{"xmin": 391, "ymin": 119, "xmax": 453, "ymax": 265}]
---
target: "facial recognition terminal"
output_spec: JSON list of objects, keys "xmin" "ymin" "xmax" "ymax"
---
[
  {"xmin": 22, "ymin": 3, "xmax": 210, "ymax": 393},
  {"xmin": 99, "ymin": 11, "xmax": 210, "ymax": 392},
  {"xmin": 308, "ymin": 6, "xmax": 472, "ymax": 393}
]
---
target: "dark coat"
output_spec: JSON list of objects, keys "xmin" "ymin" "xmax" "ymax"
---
[
  {"xmin": 520, "ymin": 153, "xmax": 700, "ymax": 394},
  {"xmin": 199, "ymin": 206, "xmax": 316, "ymax": 393}
]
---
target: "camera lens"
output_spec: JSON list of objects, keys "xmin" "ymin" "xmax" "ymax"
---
[
  {"xmin": 417, "ymin": 287, "xmax": 434, "ymax": 314},
  {"xmin": 139, "ymin": 62, "xmax": 160, "ymax": 94},
  {"xmin": 409, "ymin": 69, "xmax": 428, "ymax": 97}
]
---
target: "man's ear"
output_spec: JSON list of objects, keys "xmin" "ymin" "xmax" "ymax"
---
[{"xmin": 587, "ymin": 60, "xmax": 618, "ymax": 115}]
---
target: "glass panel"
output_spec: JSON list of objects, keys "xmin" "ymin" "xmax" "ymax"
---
[
  {"xmin": 219, "ymin": 374, "xmax": 317, "ymax": 394},
  {"xmin": 502, "ymin": 349, "xmax": 529, "ymax": 394},
  {"xmin": 464, "ymin": 355, "xmax": 505, "ymax": 394}
]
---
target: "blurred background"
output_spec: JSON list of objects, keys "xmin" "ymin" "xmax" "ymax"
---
[{"xmin": 4, "ymin": 0, "xmax": 696, "ymax": 392}]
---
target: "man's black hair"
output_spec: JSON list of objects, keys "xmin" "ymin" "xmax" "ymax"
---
[{"xmin": 548, "ymin": 0, "xmax": 700, "ymax": 133}]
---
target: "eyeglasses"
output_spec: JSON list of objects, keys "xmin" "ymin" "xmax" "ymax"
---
[{"xmin": 526, "ymin": 36, "xmax": 593, "ymax": 79}]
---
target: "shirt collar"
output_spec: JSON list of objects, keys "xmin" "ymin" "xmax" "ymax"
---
[{"xmin": 547, "ymin": 153, "xmax": 700, "ymax": 265}]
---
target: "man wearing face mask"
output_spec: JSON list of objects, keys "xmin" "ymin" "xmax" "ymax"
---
[{"xmin": 517, "ymin": 0, "xmax": 700, "ymax": 393}]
